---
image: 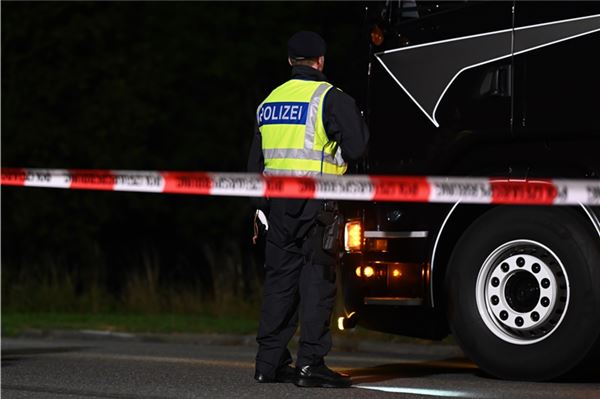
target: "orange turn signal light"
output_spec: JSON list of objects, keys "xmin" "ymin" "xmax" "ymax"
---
[{"xmin": 344, "ymin": 220, "xmax": 363, "ymax": 252}]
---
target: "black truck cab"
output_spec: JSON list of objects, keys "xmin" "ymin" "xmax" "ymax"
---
[{"xmin": 339, "ymin": 1, "xmax": 600, "ymax": 381}]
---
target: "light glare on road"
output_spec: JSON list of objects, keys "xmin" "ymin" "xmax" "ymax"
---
[{"xmin": 356, "ymin": 385, "xmax": 467, "ymax": 397}]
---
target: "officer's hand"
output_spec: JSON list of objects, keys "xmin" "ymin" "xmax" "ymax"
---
[{"xmin": 252, "ymin": 209, "xmax": 269, "ymax": 244}]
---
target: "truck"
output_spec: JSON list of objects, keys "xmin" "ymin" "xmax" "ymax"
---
[{"xmin": 339, "ymin": 0, "xmax": 600, "ymax": 380}]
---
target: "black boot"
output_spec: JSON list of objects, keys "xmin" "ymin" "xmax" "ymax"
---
[
  {"xmin": 295, "ymin": 364, "xmax": 352, "ymax": 388},
  {"xmin": 254, "ymin": 365, "xmax": 297, "ymax": 383}
]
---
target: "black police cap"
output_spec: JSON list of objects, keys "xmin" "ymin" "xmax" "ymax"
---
[{"xmin": 287, "ymin": 31, "xmax": 326, "ymax": 59}]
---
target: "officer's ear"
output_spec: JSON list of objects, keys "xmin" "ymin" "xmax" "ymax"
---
[
  {"xmin": 288, "ymin": 57, "xmax": 294, "ymax": 66},
  {"xmin": 317, "ymin": 56, "xmax": 325, "ymax": 71}
]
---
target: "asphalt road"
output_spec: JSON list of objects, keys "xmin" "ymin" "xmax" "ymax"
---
[{"xmin": 1, "ymin": 332, "xmax": 598, "ymax": 399}]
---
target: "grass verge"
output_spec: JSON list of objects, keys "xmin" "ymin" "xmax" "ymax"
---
[
  {"xmin": 1, "ymin": 311, "xmax": 454, "ymax": 346},
  {"xmin": 1, "ymin": 312, "xmax": 259, "ymax": 337}
]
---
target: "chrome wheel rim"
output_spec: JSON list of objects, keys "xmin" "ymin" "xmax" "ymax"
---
[{"xmin": 475, "ymin": 239, "xmax": 570, "ymax": 345}]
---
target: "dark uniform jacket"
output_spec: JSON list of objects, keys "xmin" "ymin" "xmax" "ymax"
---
[{"xmin": 247, "ymin": 65, "xmax": 369, "ymax": 253}]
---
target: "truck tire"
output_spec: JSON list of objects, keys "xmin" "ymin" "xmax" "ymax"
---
[{"xmin": 445, "ymin": 206, "xmax": 600, "ymax": 381}]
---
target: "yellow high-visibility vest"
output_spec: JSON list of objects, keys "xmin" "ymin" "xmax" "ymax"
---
[{"xmin": 257, "ymin": 79, "xmax": 347, "ymax": 176}]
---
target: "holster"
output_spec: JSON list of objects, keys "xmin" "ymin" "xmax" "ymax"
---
[
  {"xmin": 318, "ymin": 200, "xmax": 342, "ymax": 255},
  {"xmin": 310, "ymin": 200, "xmax": 343, "ymax": 280}
]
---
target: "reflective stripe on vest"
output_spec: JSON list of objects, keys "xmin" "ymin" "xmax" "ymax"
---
[{"xmin": 257, "ymin": 79, "xmax": 347, "ymax": 176}]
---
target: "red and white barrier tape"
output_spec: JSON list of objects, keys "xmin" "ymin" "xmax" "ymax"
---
[{"xmin": 1, "ymin": 168, "xmax": 599, "ymax": 205}]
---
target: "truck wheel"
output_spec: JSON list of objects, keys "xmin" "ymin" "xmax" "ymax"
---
[{"xmin": 445, "ymin": 206, "xmax": 600, "ymax": 380}]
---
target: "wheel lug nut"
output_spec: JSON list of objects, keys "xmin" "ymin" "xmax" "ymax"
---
[
  {"xmin": 500, "ymin": 310, "xmax": 508, "ymax": 320},
  {"xmin": 491, "ymin": 295, "xmax": 499, "ymax": 305},
  {"xmin": 531, "ymin": 312, "xmax": 540, "ymax": 322},
  {"xmin": 501, "ymin": 263, "xmax": 509, "ymax": 272},
  {"xmin": 532, "ymin": 263, "xmax": 541, "ymax": 273},
  {"xmin": 516, "ymin": 257, "xmax": 525, "ymax": 267},
  {"xmin": 541, "ymin": 297, "xmax": 550, "ymax": 307},
  {"xmin": 491, "ymin": 277, "xmax": 500, "ymax": 287},
  {"xmin": 541, "ymin": 278, "xmax": 550, "ymax": 289},
  {"xmin": 515, "ymin": 317, "xmax": 524, "ymax": 327}
]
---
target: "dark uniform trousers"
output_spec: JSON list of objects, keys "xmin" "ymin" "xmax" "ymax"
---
[{"xmin": 255, "ymin": 235, "xmax": 336, "ymax": 378}]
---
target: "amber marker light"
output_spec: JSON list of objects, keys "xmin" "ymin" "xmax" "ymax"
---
[
  {"xmin": 371, "ymin": 24, "xmax": 384, "ymax": 46},
  {"xmin": 368, "ymin": 238, "xmax": 388, "ymax": 252},
  {"xmin": 355, "ymin": 267, "xmax": 362, "ymax": 277},
  {"xmin": 344, "ymin": 220, "xmax": 363, "ymax": 252},
  {"xmin": 363, "ymin": 266, "xmax": 375, "ymax": 278},
  {"xmin": 392, "ymin": 269, "xmax": 402, "ymax": 278}
]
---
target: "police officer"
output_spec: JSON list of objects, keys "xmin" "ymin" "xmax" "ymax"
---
[{"xmin": 247, "ymin": 30, "xmax": 369, "ymax": 388}]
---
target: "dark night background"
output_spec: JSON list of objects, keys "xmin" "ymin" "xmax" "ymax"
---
[{"xmin": 1, "ymin": 2, "xmax": 370, "ymax": 314}]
